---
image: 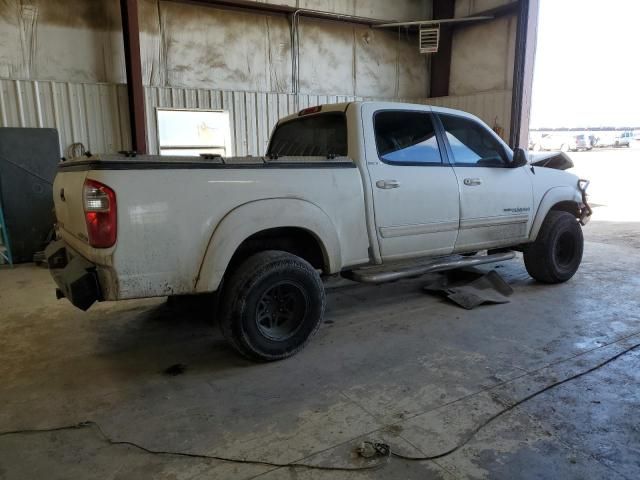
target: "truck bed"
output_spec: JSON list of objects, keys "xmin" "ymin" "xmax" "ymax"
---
[
  {"xmin": 58, "ymin": 153, "xmax": 356, "ymax": 170},
  {"xmin": 53, "ymin": 153, "xmax": 370, "ymax": 300}
]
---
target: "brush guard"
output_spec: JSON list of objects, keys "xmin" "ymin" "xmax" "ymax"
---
[{"xmin": 578, "ymin": 179, "xmax": 592, "ymax": 225}]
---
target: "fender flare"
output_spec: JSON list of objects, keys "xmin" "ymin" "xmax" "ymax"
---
[
  {"xmin": 195, "ymin": 198, "xmax": 342, "ymax": 292},
  {"xmin": 529, "ymin": 186, "xmax": 582, "ymax": 240}
]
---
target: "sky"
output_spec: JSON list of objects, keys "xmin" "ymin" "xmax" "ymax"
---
[{"xmin": 529, "ymin": 0, "xmax": 640, "ymax": 128}]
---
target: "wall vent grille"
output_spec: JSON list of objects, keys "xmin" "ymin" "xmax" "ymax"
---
[{"xmin": 419, "ymin": 26, "xmax": 440, "ymax": 54}]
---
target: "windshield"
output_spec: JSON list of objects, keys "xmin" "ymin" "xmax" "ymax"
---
[{"xmin": 267, "ymin": 112, "xmax": 347, "ymax": 157}]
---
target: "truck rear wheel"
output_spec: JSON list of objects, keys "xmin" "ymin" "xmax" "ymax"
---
[
  {"xmin": 219, "ymin": 250, "xmax": 325, "ymax": 361},
  {"xmin": 524, "ymin": 211, "xmax": 583, "ymax": 283}
]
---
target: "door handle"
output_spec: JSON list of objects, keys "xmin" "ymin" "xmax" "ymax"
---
[
  {"xmin": 463, "ymin": 178, "xmax": 482, "ymax": 186},
  {"xmin": 376, "ymin": 180, "xmax": 401, "ymax": 189}
]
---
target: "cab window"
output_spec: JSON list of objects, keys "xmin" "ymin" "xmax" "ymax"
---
[
  {"xmin": 374, "ymin": 111, "xmax": 442, "ymax": 165},
  {"xmin": 439, "ymin": 114, "xmax": 507, "ymax": 167},
  {"xmin": 268, "ymin": 112, "xmax": 347, "ymax": 157}
]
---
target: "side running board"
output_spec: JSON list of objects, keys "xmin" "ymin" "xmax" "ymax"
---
[{"xmin": 342, "ymin": 251, "xmax": 516, "ymax": 284}]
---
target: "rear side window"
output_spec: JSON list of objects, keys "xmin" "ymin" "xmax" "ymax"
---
[
  {"xmin": 267, "ymin": 113, "xmax": 347, "ymax": 157},
  {"xmin": 439, "ymin": 114, "xmax": 507, "ymax": 167},
  {"xmin": 374, "ymin": 111, "xmax": 442, "ymax": 165}
]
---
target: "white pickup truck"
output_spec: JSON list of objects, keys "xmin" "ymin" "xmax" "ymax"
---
[{"xmin": 46, "ymin": 102, "xmax": 591, "ymax": 361}]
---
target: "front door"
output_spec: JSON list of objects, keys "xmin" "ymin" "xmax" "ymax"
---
[
  {"xmin": 437, "ymin": 113, "xmax": 534, "ymax": 252},
  {"xmin": 363, "ymin": 105, "xmax": 460, "ymax": 261}
]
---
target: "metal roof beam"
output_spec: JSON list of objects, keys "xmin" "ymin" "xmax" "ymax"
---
[
  {"xmin": 374, "ymin": 1, "xmax": 520, "ymax": 30},
  {"xmin": 120, "ymin": 0, "xmax": 147, "ymax": 154},
  {"xmin": 373, "ymin": 15, "xmax": 492, "ymax": 29},
  {"xmin": 164, "ymin": 0, "xmax": 393, "ymax": 26}
]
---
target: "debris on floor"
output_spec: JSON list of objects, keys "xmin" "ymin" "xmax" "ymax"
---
[
  {"xmin": 423, "ymin": 268, "xmax": 513, "ymax": 309},
  {"xmin": 163, "ymin": 363, "xmax": 187, "ymax": 376}
]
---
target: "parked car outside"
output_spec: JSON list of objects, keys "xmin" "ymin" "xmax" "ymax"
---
[
  {"xmin": 594, "ymin": 132, "xmax": 615, "ymax": 148},
  {"xmin": 535, "ymin": 133, "xmax": 572, "ymax": 152},
  {"xmin": 614, "ymin": 131, "xmax": 633, "ymax": 147},
  {"xmin": 595, "ymin": 131, "xmax": 633, "ymax": 148},
  {"xmin": 569, "ymin": 134, "xmax": 593, "ymax": 151}
]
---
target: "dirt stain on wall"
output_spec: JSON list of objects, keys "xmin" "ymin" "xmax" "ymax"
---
[{"xmin": 0, "ymin": 0, "xmax": 428, "ymax": 96}]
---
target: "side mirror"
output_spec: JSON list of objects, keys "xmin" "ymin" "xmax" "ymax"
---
[{"xmin": 511, "ymin": 147, "xmax": 528, "ymax": 168}]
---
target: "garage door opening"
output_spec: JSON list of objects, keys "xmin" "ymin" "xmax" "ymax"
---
[{"xmin": 529, "ymin": 0, "xmax": 640, "ymax": 243}]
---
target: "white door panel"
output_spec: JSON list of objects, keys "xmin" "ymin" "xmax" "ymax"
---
[
  {"xmin": 369, "ymin": 164, "xmax": 460, "ymax": 259},
  {"xmin": 362, "ymin": 104, "xmax": 460, "ymax": 261},
  {"xmin": 437, "ymin": 113, "xmax": 534, "ymax": 252},
  {"xmin": 454, "ymin": 166, "xmax": 533, "ymax": 251}
]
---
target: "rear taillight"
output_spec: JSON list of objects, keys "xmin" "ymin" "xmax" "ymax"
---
[
  {"xmin": 83, "ymin": 179, "xmax": 117, "ymax": 248},
  {"xmin": 298, "ymin": 105, "xmax": 322, "ymax": 116}
]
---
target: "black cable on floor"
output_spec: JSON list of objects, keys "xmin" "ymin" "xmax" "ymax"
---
[
  {"xmin": 387, "ymin": 341, "xmax": 640, "ymax": 461},
  {"xmin": 0, "ymin": 342, "xmax": 638, "ymax": 472},
  {"xmin": 0, "ymin": 421, "xmax": 389, "ymax": 472}
]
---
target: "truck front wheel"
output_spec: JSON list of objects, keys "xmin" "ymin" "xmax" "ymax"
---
[
  {"xmin": 219, "ymin": 250, "xmax": 325, "ymax": 361},
  {"xmin": 524, "ymin": 211, "xmax": 583, "ymax": 283}
]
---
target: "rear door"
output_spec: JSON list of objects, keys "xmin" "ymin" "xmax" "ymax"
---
[
  {"xmin": 436, "ymin": 113, "xmax": 533, "ymax": 252},
  {"xmin": 362, "ymin": 104, "xmax": 460, "ymax": 261}
]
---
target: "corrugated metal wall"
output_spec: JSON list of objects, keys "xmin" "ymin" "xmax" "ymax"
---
[
  {"xmin": 0, "ymin": 79, "xmax": 130, "ymax": 156},
  {"xmin": 143, "ymin": 86, "xmax": 365, "ymax": 156},
  {"xmin": 429, "ymin": 89, "xmax": 513, "ymax": 141},
  {"xmin": 0, "ymin": 78, "xmax": 512, "ymax": 156},
  {"xmin": 0, "ymin": 78, "xmax": 366, "ymax": 156}
]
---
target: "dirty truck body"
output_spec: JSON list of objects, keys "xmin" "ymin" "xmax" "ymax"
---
[{"xmin": 47, "ymin": 101, "xmax": 591, "ymax": 360}]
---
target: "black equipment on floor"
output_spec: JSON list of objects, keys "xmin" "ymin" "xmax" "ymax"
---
[{"xmin": 0, "ymin": 128, "xmax": 60, "ymax": 263}]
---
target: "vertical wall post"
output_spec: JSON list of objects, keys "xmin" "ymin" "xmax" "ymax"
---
[
  {"xmin": 120, "ymin": 0, "xmax": 147, "ymax": 154},
  {"xmin": 429, "ymin": 0, "xmax": 455, "ymax": 98},
  {"xmin": 509, "ymin": 0, "xmax": 539, "ymax": 149}
]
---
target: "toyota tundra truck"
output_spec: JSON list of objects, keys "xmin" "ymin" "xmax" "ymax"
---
[{"xmin": 46, "ymin": 102, "xmax": 591, "ymax": 361}]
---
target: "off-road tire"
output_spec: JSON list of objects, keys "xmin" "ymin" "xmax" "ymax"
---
[
  {"xmin": 524, "ymin": 211, "xmax": 583, "ymax": 283},
  {"xmin": 219, "ymin": 250, "xmax": 325, "ymax": 361}
]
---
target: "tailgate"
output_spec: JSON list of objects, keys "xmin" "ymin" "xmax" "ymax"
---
[{"xmin": 53, "ymin": 170, "xmax": 90, "ymax": 245}]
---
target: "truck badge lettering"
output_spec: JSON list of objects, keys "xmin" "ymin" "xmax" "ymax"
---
[{"xmin": 503, "ymin": 207, "xmax": 530, "ymax": 213}]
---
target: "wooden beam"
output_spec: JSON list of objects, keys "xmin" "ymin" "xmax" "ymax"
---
[{"xmin": 120, "ymin": 0, "xmax": 147, "ymax": 154}]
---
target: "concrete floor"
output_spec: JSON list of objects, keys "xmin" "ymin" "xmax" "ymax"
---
[{"xmin": 1, "ymin": 150, "xmax": 639, "ymax": 479}]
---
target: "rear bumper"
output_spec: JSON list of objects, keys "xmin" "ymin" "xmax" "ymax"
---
[{"xmin": 45, "ymin": 239, "xmax": 102, "ymax": 311}]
